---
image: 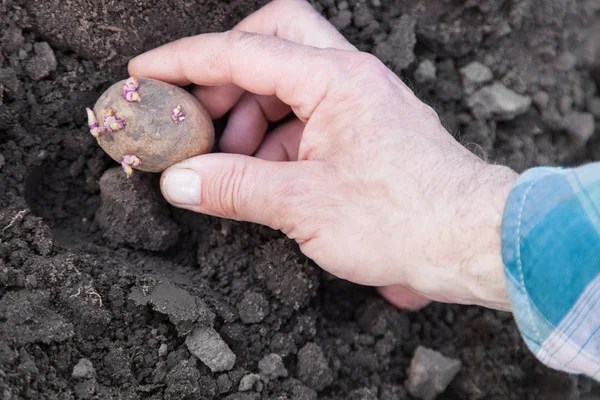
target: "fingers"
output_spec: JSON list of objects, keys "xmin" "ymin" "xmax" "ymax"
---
[
  {"xmin": 377, "ymin": 285, "xmax": 432, "ymax": 311},
  {"xmin": 255, "ymin": 118, "xmax": 304, "ymax": 161},
  {"xmin": 129, "ymin": 31, "xmax": 340, "ymax": 120},
  {"xmin": 160, "ymin": 153, "xmax": 306, "ymax": 229},
  {"xmin": 187, "ymin": 0, "xmax": 357, "ymax": 118},
  {"xmin": 235, "ymin": 0, "xmax": 356, "ymax": 51},
  {"xmin": 220, "ymin": 93, "xmax": 292, "ymax": 155},
  {"xmin": 191, "ymin": 84, "xmax": 244, "ymax": 119}
]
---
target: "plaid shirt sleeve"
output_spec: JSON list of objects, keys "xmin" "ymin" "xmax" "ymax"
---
[{"xmin": 502, "ymin": 162, "xmax": 600, "ymax": 380}]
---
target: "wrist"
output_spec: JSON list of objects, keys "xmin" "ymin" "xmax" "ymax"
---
[{"xmin": 455, "ymin": 163, "xmax": 517, "ymax": 310}]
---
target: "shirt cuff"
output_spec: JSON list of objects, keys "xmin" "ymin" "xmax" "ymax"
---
[{"xmin": 502, "ymin": 163, "xmax": 600, "ymax": 380}]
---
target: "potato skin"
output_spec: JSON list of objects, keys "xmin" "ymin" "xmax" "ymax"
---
[{"xmin": 93, "ymin": 77, "xmax": 214, "ymax": 172}]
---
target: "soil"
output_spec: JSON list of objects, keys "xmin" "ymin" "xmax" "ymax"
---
[{"xmin": 1, "ymin": 0, "xmax": 599, "ymax": 399}]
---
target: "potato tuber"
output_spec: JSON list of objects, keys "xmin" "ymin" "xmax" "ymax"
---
[{"xmin": 86, "ymin": 77, "xmax": 214, "ymax": 178}]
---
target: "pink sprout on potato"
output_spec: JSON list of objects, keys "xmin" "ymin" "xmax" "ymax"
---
[
  {"xmin": 86, "ymin": 107, "xmax": 104, "ymax": 138},
  {"xmin": 103, "ymin": 107, "xmax": 126, "ymax": 132},
  {"xmin": 122, "ymin": 76, "xmax": 141, "ymax": 103},
  {"xmin": 121, "ymin": 154, "xmax": 142, "ymax": 179},
  {"xmin": 171, "ymin": 105, "xmax": 185, "ymax": 124}
]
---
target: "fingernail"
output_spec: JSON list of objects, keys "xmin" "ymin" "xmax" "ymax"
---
[{"xmin": 162, "ymin": 168, "xmax": 201, "ymax": 205}]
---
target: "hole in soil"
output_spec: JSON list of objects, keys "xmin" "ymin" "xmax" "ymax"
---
[{"xmin": 24, "ymin": 140, "xmax": 112, "ymax": 249}]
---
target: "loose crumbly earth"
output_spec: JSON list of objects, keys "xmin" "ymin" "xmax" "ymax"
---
[{"xmin": 1, "ymin": 0, "xmax": 599, "ymax": 399}]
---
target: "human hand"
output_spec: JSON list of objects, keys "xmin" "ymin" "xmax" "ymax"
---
[{"xmin": 128, "ymin": 0, "xmax": 517, "ymax": 311}]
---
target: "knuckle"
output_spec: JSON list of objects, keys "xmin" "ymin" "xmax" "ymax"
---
[
  {"xmin": 348, "ymin": 52, "xmax": 389, "ymax": 77},
  {"xmin": 224, "ymin": 29, "xmax": 248, "ymax": 47},
  {"xmin": 212, "ymin": 159, "xmax": 249, "ymax": 220}
]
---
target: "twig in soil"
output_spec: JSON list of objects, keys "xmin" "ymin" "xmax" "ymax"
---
[
  {"xmin": 70, "ymin": 285, "xmax": 103, "ymax": 307},
  {"xmin": 0, "ymin": 210, "xmax": 27, "ymax": 240},
  {"xmin": 97, "ymin": 25, "xmax": 125, "ymax": 33},
  {"xmin": 85, "ymin": 289, "xmax": 103, "ymax": 307}
]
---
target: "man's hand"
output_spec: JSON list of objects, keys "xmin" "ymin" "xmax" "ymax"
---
[{"xmin": 128, "ymin": 0, "xmax": 517, "ymax": 311}]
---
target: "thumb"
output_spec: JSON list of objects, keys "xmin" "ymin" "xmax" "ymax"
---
[{"xmin": 160, "ymin": 153, "xmax": 302, "ymax": 229}]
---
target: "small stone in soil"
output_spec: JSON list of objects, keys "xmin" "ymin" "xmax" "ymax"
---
[
  {"xmin": 237, "ymin": 291, "xmax": 270, "ymax": 324},
  {"xmin": 72, "ymin": 358, "xmax": 95, "ymax": 379},
  {"xmin": 374, "ymin": 15, "xmax": 417, "ymax": 71},
  {"xmin": 158, "ymin": 343, "xmax": 168, "ymax": 357},
  {"xmin": 239, "ymin": 373, "xmax": 261, "ymax": 391},
  {"xmin": 258, "ymin": 353, "xmax": 288, "ymax": 380},
  {"xmin": 25, "ymin": 42, "xmax": 57, "ymax": 81},
  {"xmin": 467, "ymin": 82, "xmax": 532, "ymax": 120},
  {"xmin": 564, "ymin": 112, "xmax": 595, "ymax": 145},
  {"xmin": 414, "ymin": 59, "xmax": 437, "ymax": 84},
  {"xmin": 405, "ymin": 346, "xmax": 462, "ymax": 400},
  {"xmin": 297, "ymin": 343, "xmax": 333, "ymax": 392},
  {"xmin": 460, "ymin": 61, "xmax": 493, "ymax": 92},
  {"xmin": 185, "ymin": 326, "xmax": 236, "ymax": 372}
]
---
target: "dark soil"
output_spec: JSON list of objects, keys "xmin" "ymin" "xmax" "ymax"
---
[{"xmin": 1, "ymin": 0, "xmax": 599, "ymax": 399}]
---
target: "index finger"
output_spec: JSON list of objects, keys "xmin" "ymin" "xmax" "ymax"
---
[
  {"xmin": 128, "ymin": 30, "xmax": 346, "ymax": 121},
  {"xmin": 129, "ymin": 0, "xmax": 356, "ymax": 118},
  {"xmin": 236, "ymin": 0, "xmax": 356, "ymax": 51}
]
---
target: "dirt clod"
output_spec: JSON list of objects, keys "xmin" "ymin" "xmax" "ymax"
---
[
  {"xmin": 0, "ymin": 290, "xmax": 74, "ymax": 345},
  {"xmin": 238, "ymin": 291, "xmax": 270, "ymax": 324},
  {"xmin": 291, "ymin": 385, "xmax": 318, "ymax": 400},
  {"xmin": 25, "ymin": 42, "xmax": 57, "ymax": 81},
  {"xmin": 129, "ymin": 279, "xmax": 215, "ymax": 335},
  {"xmin": 164, "ymin": 360, "xmax": 203, "ymax": 400},
  {"xmin": 374, "ymin": 15, "xmax": 416, "ymax": 70},
  {"xmin": 218, "ymin": 374, "xmax": 234, "ymax": 394},
  {"xmin": 185, "ymin": 326, "xmax": 237, "ymax": 372},
  {"xmin": 296, "ymin": 343, "xmax": 333, "ymax": 392},
  {"xmin": 405, "ymin": 346, "xmax": 462, "ymax": 400},
  {"xmin": 102, "ymin": 348, "xmax": 131, "ymax": 385},
  {"xmin": 1, "ymin": 26, "xmax": 24, "ymax": 53},
  {"xmin": 96, "ymin": 167, "xmax": 180, "ymax": 251},
  {"xmin": 348, "ymin": 387, "xmax": 378, "ymax": 400},
  {"xmin": 72, "ymin": 358, "xmax": 95, "ymax": 380},
  {"xmin": 73, "ymin": 379, "xmax": 97, "ymax": 399},
  {"xmin": 239, "ymin": 373, "xmax": 261, "ymax": 391},
  {"xmin": 259, "ymin": 353, "xmax": 288, "ymax": 380},
  {"xmin": 330, "ymin": 9, "xmax": 353, "ymax": 30}
]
